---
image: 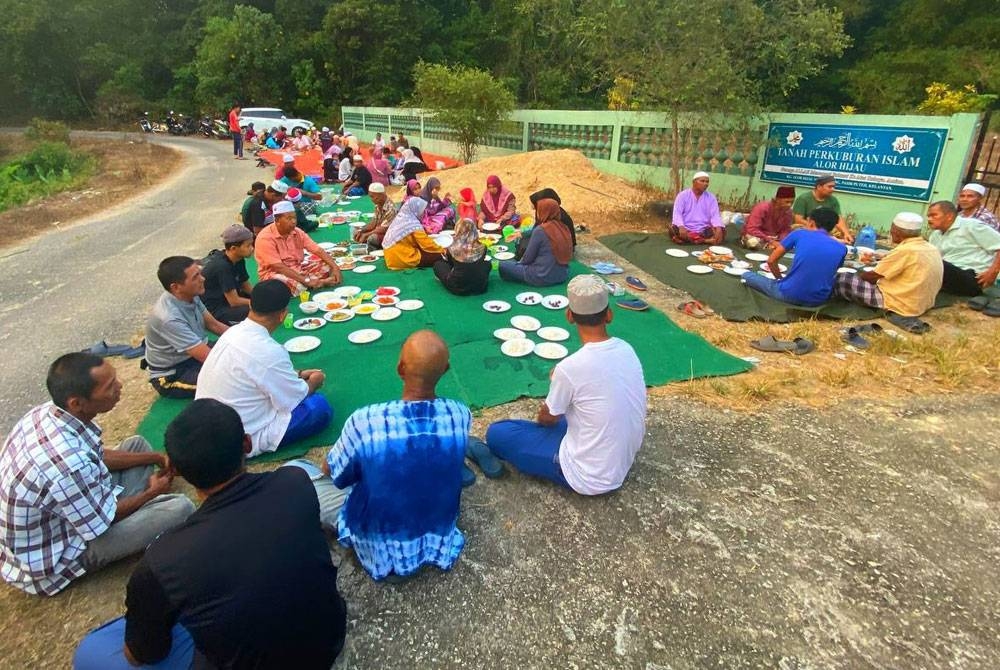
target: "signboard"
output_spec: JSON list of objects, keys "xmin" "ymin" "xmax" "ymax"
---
[{"xmin": 760, "ymin": 122, "xmax": 947, "ymax": 201}]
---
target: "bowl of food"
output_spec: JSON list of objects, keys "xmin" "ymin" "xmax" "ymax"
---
[
  {"xmin": 349, "ymin": 244, "xmax": 369, "ymax": 257},
  {"xmin": 300, "ymin": 301, "xmax": 320, "ymax": 314}
]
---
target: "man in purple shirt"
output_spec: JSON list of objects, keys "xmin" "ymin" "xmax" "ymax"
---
[{"xmin": 670, "ymin": 171, "xmax": 725, "ymax": 245}]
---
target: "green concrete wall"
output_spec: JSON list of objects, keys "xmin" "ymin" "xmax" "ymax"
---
[{"xmin": 343, "ymin": 107, "xmax": 985, "ymax": 232}]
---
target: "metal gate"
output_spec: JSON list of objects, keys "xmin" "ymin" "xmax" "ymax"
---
[{"xmin": 966, "ymin": 111, "xmax": 1000, "ymax": 211}]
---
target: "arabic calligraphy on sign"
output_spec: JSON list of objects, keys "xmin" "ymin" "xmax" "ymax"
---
[{"xmin": 814, "ymin": 132, "xmax": 878, "ymax": 150}]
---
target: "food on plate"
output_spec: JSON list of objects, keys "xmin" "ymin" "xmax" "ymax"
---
[{"xmin": 374, "ymin": 296, "xmax": 397, "ymax": 306}]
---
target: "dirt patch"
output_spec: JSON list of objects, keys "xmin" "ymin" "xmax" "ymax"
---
[{"xmin": 0, "ymin": 135, "xmax": 183, "ymax": 250}]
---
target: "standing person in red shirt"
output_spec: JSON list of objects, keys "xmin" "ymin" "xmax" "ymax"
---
[{"xmin": 228, "ymin": 103, "xmax": 244, "ymax": 160}]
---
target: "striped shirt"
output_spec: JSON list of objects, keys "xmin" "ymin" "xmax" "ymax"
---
[
  {"xmin": 0, "ymin": 403, "xmax": 115, "ymax": 595},
  {"xmin": 327, "ymin": 399, "xmax": 468, "ymax": 580}
]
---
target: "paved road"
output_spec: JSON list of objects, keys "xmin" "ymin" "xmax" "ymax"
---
[{"xmin": 0, "ymin": 133, "xmax": 262, "ymax": 431}]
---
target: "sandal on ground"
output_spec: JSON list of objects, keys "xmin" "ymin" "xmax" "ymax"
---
[
  {"xmin": 677, "ymin": 301, "xmax": 706, "ymax": 318},
  {"xmin": 466, "ymin": 438, "xmax": 504, "ymax": 479},
  {"xmin": 626, "ymin": 276, "xmax": 648, "ymax": 291},
  {"xmin": 749, "ymin": 335, "xmax": 798, "ymax": 353},
  {"xmin": 886, "ymin": 313, "xmax": 931, "ymax": 334},
  {"xmin": 983, "ymin": 300, "xmax": 1000, "ymax": 317},
  {"xmin": 461, "ymin": 463, "xmax": 477, "ymax": 488},
  {"xmin": 692, "ymin": 299, "xmax": 715, "ymax": 315},
  {"xmin": 968, "ymin": 295, "xmax": 990, "ymax": 311},
  {"xmin": 840, "ymin": 327, "xmax": 870, "ymax": 350},
  {"xmin": 791, "ymin": 337, "xmax": 816, "ymax": 355},
  {"xmin": 854, "ymin": 323, "xmax": 884, "ymax": 335},
  {"xmin": 618, "ymin": 298, "xmax": 649, "ymax": 311}
]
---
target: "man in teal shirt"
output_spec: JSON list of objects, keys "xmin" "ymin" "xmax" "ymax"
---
[{"xmin": 927, "ymin": 200, "xmax": 1000, "ymax": 296}]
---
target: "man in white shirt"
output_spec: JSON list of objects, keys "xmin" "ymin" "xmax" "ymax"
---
[
  {"xmin": 481, "ymin": 274, "xmax": 647, "ymax": 494},
  {"xmin": 196, "ymin": 280, "xmax": 333, "ymax": 457}
]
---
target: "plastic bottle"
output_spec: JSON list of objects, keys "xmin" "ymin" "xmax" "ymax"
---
[
  {"xmin": 283, "ymin": 313, "xmax": 293, "ymax": 329},
  {"xmin": 855, "ymin": 225, "xmax": 877, "ymax": 249}
]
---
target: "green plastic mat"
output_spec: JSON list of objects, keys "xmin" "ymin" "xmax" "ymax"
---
[
  {"xmin": 599, "ymin": 232, "xmax": 963, "ymax": 323},
  {"xmin": 136, "ymin": 194, "xmax": 751, "ymax": 462}
]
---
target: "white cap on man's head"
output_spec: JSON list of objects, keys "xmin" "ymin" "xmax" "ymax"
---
[
  {"xmin": 368, "ymin": 182, "xmax": 385, "ymax": 194},
  {"xmin": 272, "ymin": 201, "xmax": 295, "ymax": 216},
  {"xmin": 353, "ymin": 154, "xmax": 363, "ymax": 162},
  {"xmin": 269, "ymin": 180, "xmax": 289, "ymax": 194},
  {"xmin": 961, "ymin": 183, "xmax": 987, "ymax": 196},
  {"xmin": 321, "ymin": 126, "xmax": 330, "ymax": 132},
  {"xmin": 567, "ymin": 274, "xmax": 610, "ymax": 315},
  {"xmin": 282, "ymin": 153, "xmax": 295, "ymax": 163},
  {"xmin": 692, "ymin": 171, "xmax": 710, "ymax": 181},
  {"xmin": 892, "ymin": 212, "xmax": 924, "ymax": 231}
]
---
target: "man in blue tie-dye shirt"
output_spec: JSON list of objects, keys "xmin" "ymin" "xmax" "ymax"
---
[{"xmin": 323, "ymin": 331, "xmax": 468, "ymax": 581}]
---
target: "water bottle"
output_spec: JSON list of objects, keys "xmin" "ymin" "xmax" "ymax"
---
[
  {"xmin": 283, "ymin": 313, "xmax": 293, "ymax": 329},
  {"xmin": 855, "ymin": 225, "xmax": 876, "ymax": 249}
]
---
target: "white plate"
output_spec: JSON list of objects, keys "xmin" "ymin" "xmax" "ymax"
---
[
  {"xmin": 351, "ymin": 303, "xmax": 380, "ymax": 316},
  {"xmin": 686, "ymin": 265, "xmax": 713, "ymax": 274},
  {"xmin": 333, "ymin": 285, "xmax": 361, "ymax": 298},
  {"xmin": 501, "ymin": 338, "xmax": 535, "ymax": 357},
  {"xmin": 723, "ymin": 266, "xmax": 749, "ymax": 277},
  {"xmin": 481, "ymin": 233, "xmax": 501, "ymax": 243},
  {"xmin": 347, "ymin": 195, "xmax": 362, "ymax": 200},
  {"xmin": 311, "ymin": 291, "xmax": 342, "ymax": 304},
  {"xmin": 372, "ymin": 250, "xmax": 385, "ymax": 258},
  {"xmin": 542, "ymin": 295, "xmax": 569, "ymax": 310},
  {"xmin": 709, "ymin": 245, "xmax": 733, "ymax": 255},
  {"xmin": 317, "ymin": 298, "xmax": 349, "ymax": 312},
  {"xmin": 493, "ymin": 327, "xmax": 526, "ymax": 341},
  {"xmin": 324, "ymin": 309, "xmax": 355, "ymax": 323},
  {"xmin": 371, "ymin": 295, "xmax": 399, "ymax": 307},
  {"xmin": 375, "ymin": 286, "xmax": 401, "ymax": 297},
  {"xmin": 759, "ymin": 262, "xmax": 787, "ymax": 273},
  {"xmin": 665, "ymin": 248, "xmax": 690, "ymax": 258},
  {"xmin": 293, "ymin": 317, "xmax": 326, "ymax": 331},
  {"xmin": 482, "ymin": 222, "xmax": 501, "ymax": 232},
  {"xmin": 318, "ymin": 242, "xmax": 337, "ymax": 251},
  {"xmin": 745, "ymin": 252, "xmax": 770, "ymax": 262},
  {"xmin": 306, "ymin": 214, "xmax": 319, "ymax": 222},
  {"xmin": 483, "ymin": 300, "xmax": 511, "ymax": 313},
  {"xmin": 758, "ymin": 270, "xmax": 776, "ymax": 279},
  {"xmin": 347, "ymin": 328, "xmax": 382, "ymax": 344},
  {"xmin": 284, "ymin": 335, "xmax": 321, "ymax": 353},
  {"xmin": 396, "ymin": 299, "xmax": 424, "ymax": 311},
  {"xmin": 534, "ymin": 342, "xmax": 569, "ymax": 360},
  {"xmin": 837, "ymin": 267, "xmax": 857, "ymax": 274},
  {"xmin": 863, "ymin": 266, "xmax": 877, "ymax": 272},
  {"xmin": 510, "ymin": 315, "xmax": 541, "ymax": 331},
  {"xmin": 730, "ymin": 260, "xmax": 751, "ymax": 270},
  {"xmin": 537, "ymin": 326, "xmax": 570, "ymax": 342},
  {"xmin": 371, "ymin": 307, "xmax": 401, "ymax": 321},
  {"xmin": 434, "ymin": 233, "xmax": 454, "ymax": 247},
  {"xmin": 494, "ymin": 251, "xmax": 515, "ymax": 261},
  {"xmin": 353, "ymin": 265, "xmax": 376, "ymax": 274},
  {"xmin": 516, "ymin": 292, "xmax": 543, "ymax": 306}
]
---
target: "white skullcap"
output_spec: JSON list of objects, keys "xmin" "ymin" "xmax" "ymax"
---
[
  {"xmin": 321, "ymin": 126, "xmax": 330, "ymax": 132},
  {"xmin": 961, "ymin": 183, "xmax": 986, "ymax": 196},
  {"xmin": 269, "ymin": 180, "xmax": 289, "ymax": 194},
  {"xmin": 892, "ymin": 212, "xmax": 924, "ymax": 231},
  {"xmin": 368, "ymin": 182, "xmax": 385, "ymax": 194},
  {"xmin": 272, "ymin": 201, "xmax": 295, "ymax": 216},
  {"xmin": 282, "ymin": 153, "xmax": 295, "ymax": 163},
  {"xmin": 353, "ymin": 154, "xmax": 363, "ymax": 161},
  {"xmin": 567, "ymin": 274, "xmax": 609, "ymax": 315},
  {"xmin": 693, "ymin": 171, "xmax": 710, "ymax": 181}
]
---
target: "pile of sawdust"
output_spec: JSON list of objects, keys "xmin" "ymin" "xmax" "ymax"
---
[{"xmin": 427, "ymin": 150, "xmax": 661, "ymax": 236}]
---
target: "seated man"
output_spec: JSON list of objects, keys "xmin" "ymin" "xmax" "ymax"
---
[
  {"xmin": 201, "ymin": 224, "xmax": 254, "ymax": 325},
  {"xmin": 483, "ymin": 274, "xmax": 647, "ymax": 495},
  {"xmin": 73, "ymin": 399, "xmax": 348, "ymax": 670},
  {"xmin": 792, "ymin": 175, "xmax": 855, "ymax": 243},
  {"xmin": 281, "ymin": 165, "xmax": 322, "ymax": 215},
  {"xmin": 741, "ymin": 186, "xmax": 795, "ymax": 249},
  {"xmin": 743, "ymin": 207, "xmax": 847, "ymax": 307},
  {"xmin": 353, "ymin": 182, "xmax": 396, "ymax": 247},
  {"xmin": 957, "ymin": 182, "xmax": 999, "ymax": 232},
  {"xmin": 670, "ymin": 171, "xmax": 724, "ymax": 245},
  {"xmin": 926, "ymin": 200, "xmax": 1000, "ymax": 296},
  {"xmin": 196, "ymin": 280, "xmax": 333, "ymax": 458},
  {"xmin": 254, "ymin": 201, "xmax": 342, "ymax": 293},
  {"xmin": 324, "ymin": 330, "xmax": 468, "ymax": 581},
  {"xmin": 834, "ymin": 212, "xmax": 943, "ymax": 317},
  {"xmin": 341, "ymin": 153, "xmax": 373, "ymax": 196},
  {"xmin": 0, "ymin": 353, "xmax": 193, "ymax": 596},
  {"xmin": 273, "ymin": 152, "xmax": 295, "ymax": 180},
  {"xmin": 144, "ymin": 256, "xmax": 229, "ymax": 398}
]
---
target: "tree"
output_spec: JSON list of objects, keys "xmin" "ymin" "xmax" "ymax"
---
[
  {"xmin": 410, "ymin": 62, "xmax": 516, "ymax": 163},
  {"xmin": 917, "ymin": 83, "xmax": 997, "ymax": 115}
]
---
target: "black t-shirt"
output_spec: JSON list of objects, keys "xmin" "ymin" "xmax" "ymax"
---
[
  {"xmin": 242, "ymin": 195, "xmax": 266, "ymax": 231},
  {"xmin": 442, "ymin": 254, "xmax": 491, "ymax": 295},
  {"xmin": 352, "ymin": 165, "xmax": 373, "ymax": 192},
  {"xmin": 124, "ymin": 469, "xmax": 347, "ymax": 669},
  {"xmin": 201, "ymin": 250, "xmax": 249, "ymax": 314}
]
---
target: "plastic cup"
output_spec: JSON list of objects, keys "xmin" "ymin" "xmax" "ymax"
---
[{"xmin": 299, "ymin": 290, "xmax": 310, "ymax": 303}]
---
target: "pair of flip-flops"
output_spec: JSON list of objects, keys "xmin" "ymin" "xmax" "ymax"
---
[
  {"xmin": 886, "ymin": 313, "xmax": 931, "ymax": 334},
  {"xmin": 81, "ymin": 340, "xmax": 146, "ymax": 359},
  {"xmin": 840, "ymin": 323, "xmax": 883, "ymax": 349},
  {"xmin": 591, "ymin": 262, "xmax": 624, "ymax": 275},
  {"xmin": 676, "ymin": 300, "xmax": 714, "ymax": 318},
  {"xmin": 968, "ymin": 296, "xmax": 1000, "ymax": 317},
  {"xmin": 466, "ymin": 438, "xmax": 504, "ymax": 480},
  {"xmin": 749, "ymin": 335, "xmax": 815, "ymax": 355}
]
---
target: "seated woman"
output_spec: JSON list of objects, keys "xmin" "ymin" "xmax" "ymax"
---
[
  {"xmin": 498, "ymin": 198, "xmax": 571, "ymax": 287},
  {"xmin": 433, "ymin": 219, "xmax": 491, "ymax": 296},
  {"xmin": 516, "ymin": 188, "xmax": 576, "ymax": 260},
  {"xmin": 478, "ymin": 176, "xmax": 516, "ymax": 228},
  {"xmin": 368, "ymin": 147, "xmax": 392, "ymax": 188},
  {"xmin": 399, "ymin": 148, "xmax": 427, "ymax": 183},
  {"xmin": 457, "ymin": 188, "xmax": 477, "ymax": 221},
  {"xmin": 338, "ymin": 147, "xmax": 354, "ymax": 183},
  {"xmin": 291, "ymin": 128, "xmax": 312, "ymax": 151},
  {"xmin": 382, "ymin": 198, "xmax": 446, "ymax": 270},
  {"xmin": 420, "ymin": 177, "xmax": 456, "ymax": 234},
  {"xmin": 403, "ymin": 179, "xmax": 422, "ymax": 201}
]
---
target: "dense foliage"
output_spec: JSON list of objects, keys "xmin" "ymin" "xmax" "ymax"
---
[
  {"xmin": 0, "ymin": 129, "xmax": 97, "ymax": 213},
  {"xmin": 0, "ymin": 0, "xmax": 994, "ymax": 124}
]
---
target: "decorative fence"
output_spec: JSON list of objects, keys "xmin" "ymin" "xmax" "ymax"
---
[{"xmin": 342, "ymin": 106, "xmax": 985, "ymax": 229}]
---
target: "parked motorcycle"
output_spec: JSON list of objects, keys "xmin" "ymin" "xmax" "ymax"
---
[
  {"xmin": 212, "ymin": 118, "xmax": 230, "ymax": 140},
  {"xmin": 178, "ymin": 114, "xmax": 199, "ymax": 135},
  {"xmin": 199, "ymin": 116, "xmax": 214, "ymax": 138},
  {"xmin": 138, "ymin": 112, "xmax": 153, "ymax": 133},
  {"xmin": 165, "ymin": 111, "xmax": 185, "ymax": 136}
]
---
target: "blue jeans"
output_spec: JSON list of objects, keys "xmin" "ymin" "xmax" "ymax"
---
[
  {"xmin": 742, "ymin": 271, "xmax": 786, "ymax": 301},
  {"xmin": 485, "ymin": 418, "xmax": 570, "ymax": 488},
  {"xmin": 231, "ymin": 130, "xmax": 243, "ymax": 157},
  {"xmin": 74, "ymin": 617, "xmax": 194, "ymax": 669},
  {"xmin": 279, "ymin": 394, "xmax": 333, "ymax": 447}
]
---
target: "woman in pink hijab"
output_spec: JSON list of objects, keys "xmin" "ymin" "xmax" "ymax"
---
[
  {"xmin": 367, "ymin": 147, "xmax": 391, "ymax": 187},
  {"xmin": 477, "ymin": 175, "xmax": 516, "ymax": 227}
]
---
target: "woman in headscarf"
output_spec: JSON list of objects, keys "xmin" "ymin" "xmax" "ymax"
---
[
  {"xmin": 403, "ymin": 179, "xmax": 422, "ymax": 201},
  {"xmin": 382, "ymin": 197, "xmax": 446, "ymax": 270},
  {"xmin": 498, "ymin": 198, "xmax": 571, "ymax": 286},
  {"xmin": 433, "ymin": 219, "xmax": 491, "ymax": 295},
  {"xmin": 337, "ymin": 147, "xmax": 354, "ymax": 182},
  {"xmin": 457, "ymin": 187, "xmax": 477, "ymax": 221},
  {"xmin": 419, "ymin": 177, "xmax": 456, "ymax": 234},
  {"xmin": 367, "ymin": 146, "xmax": 391, "ymax": 188},
  {"xmin": 399, "ymin": 148, "xmax": 427, "ymax": 183},
  {"xmin": 515, "ymin": 187, "xmax": 577, "ymax": 260},
  {"xmin": 478, "ymin": 175, "xmax": 516, "ymax": 227}
]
